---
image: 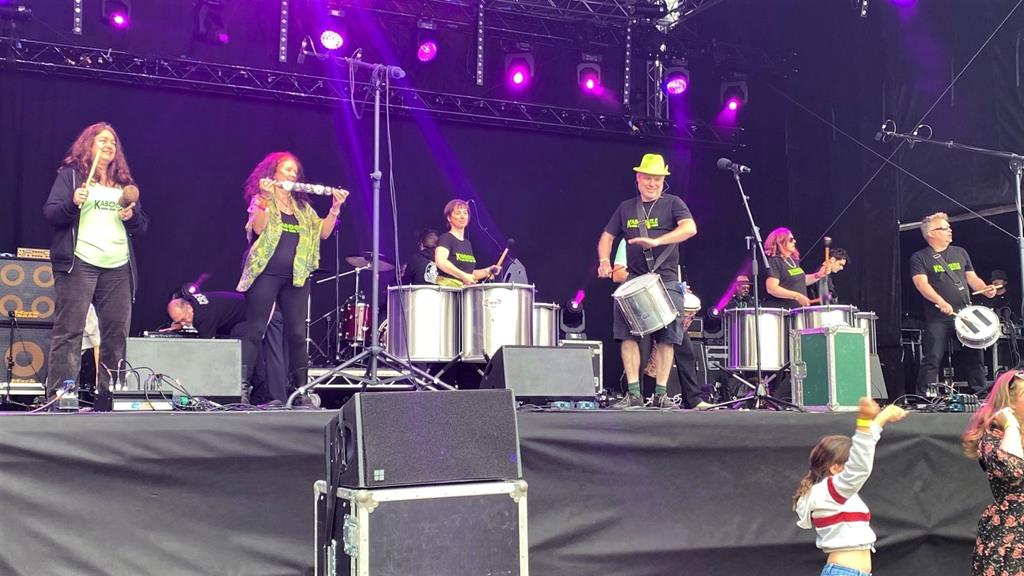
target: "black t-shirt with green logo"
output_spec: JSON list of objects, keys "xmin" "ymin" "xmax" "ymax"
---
[
  {"xmin": 909, "ymin": 245, "xmax": 973, "ymax": 318},
  {"xmin": 437, "ymin": 232, "xmax": 476, "ymax": 279},
  {"xmin": 765, "ymin": 255, "xmax": 807, "ymax": 309},
  {"xmin": 263, "ymin": 213, "xmax": 301, "ymax": 278},
  {"xmin": 603, "ymin": 193, "xmax": 692, "ymax": 284}
]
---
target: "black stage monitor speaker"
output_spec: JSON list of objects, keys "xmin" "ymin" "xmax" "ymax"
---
[
  {"xmin": 0, "ymin": 321, "xmax": 51, "ymax": 385},
  {"xmin": 480, "ymin": 345, "xmax": 596, "ymax": 398},
  {"xmin": 333, "ymin": 389, "xmax": 521, "ymax": 488},
  {"xmin": 125, "ymin": 337, "xmax": 241, "ymax": 399}
]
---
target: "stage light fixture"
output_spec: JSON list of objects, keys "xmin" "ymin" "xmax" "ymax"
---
[
  {"xmin": 631, "ymin": 0, "xmax": 667, "ymax": 20},
  {"xmin": 559, "ymin": 298, "xmax": 587, "ymax": 340},
  {"xmin": 319, "ymin": 8, "xmax": 346, "ymax": 51},
  {"xmin": 194, "ymin": 0, "xmax": 229, "ymax": 45},
  {"xmin": 416, "ymin": 20, "xmax": 439, "ymax": 63},
  {"xmin": 577, "ymin": 55, "xmax": 602, "ymax": 95},
  {"xmin": 102, "ymin": 0, "xmax": 131, "ymax": 29},
  {"xmin": 720, "ymin": 80, "xmax": 748, "ymax": 111},
  {"xmin": 663, "ymin": 66, "xmax": 690, "ymax": 96},
  {"xmin": 0, "ymin": 1, "xmax": 32, "ymax": 22},
  {"xmin": 505, "ymin": 47, "xmax": 534, "ymax": 90}
]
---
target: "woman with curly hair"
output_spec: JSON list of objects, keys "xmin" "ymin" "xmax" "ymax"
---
[
  {"xmin": 42, "ymin": 122, "xmax": 149, "ymax": 405},
  {"xmin": 237, "ymin": 152, "xmax": 348, "ymax": 403},
  {"xmin": 962, "ymin": 370, "xmax": 1024, "ymax": 575},
  {"xmin": 793, "ymin": 397, "xmax": 907, "ymax": 576},
  {"xmin": 763, "ymin": 227, "xmax": 830, "ymax": 309}
]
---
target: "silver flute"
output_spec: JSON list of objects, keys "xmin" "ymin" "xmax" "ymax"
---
[{"xmin": 276, "ymin": 180, "xmax": 346, "ymax": 196}]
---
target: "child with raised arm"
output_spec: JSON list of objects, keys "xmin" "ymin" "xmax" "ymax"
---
[{"xmin": 793, "ymin": 398, "xmax": 908, "ymax": 576}]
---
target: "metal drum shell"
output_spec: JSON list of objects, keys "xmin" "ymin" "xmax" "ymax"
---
[
  {"xmin": 461, "ymin": 283, "xmax": 535, "ymax": 363},
  {"xmin": 532, "ymin": 302, "xmax": 560, "ymax": 347},
  {"xmin": 724, "ymin": 307, "xmax": 789, "ymax": 371},
  {"xmin": 387, "ymin": 285, "xmax": 461, "ymax": 362},
  {"xmin": 789, "ymin": 305, "xmax": 858, "ymax": 332},
  {"xmin": 854, "ymin": 311, "xmax": 878, "ymax": 355},
  {"xmin": 611, "ymin": 273, "xmax": 679, "ymax": 336},
  {"xmin": 954, "ymin": 305, "xmax": 1001, "ymax": 349}
]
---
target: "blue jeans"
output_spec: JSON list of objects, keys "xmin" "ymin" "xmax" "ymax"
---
[{"xmin": 821, "ymin": 563, "xmax": 870, "ymax": 576}]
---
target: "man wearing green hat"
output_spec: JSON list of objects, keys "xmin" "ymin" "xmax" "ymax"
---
[{"xmin": 597, "ymin": 153, "xmax": 699, "ymax": 409}]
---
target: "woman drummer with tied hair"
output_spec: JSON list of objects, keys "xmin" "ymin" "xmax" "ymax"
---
[{"xmin": 433, "ymin": 199, "xmax": 501, "ymax": 287}]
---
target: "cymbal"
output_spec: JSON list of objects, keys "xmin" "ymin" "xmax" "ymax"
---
[{"xmin": 346, "ymin": 252, "xmax": 395, "ymax": 272}]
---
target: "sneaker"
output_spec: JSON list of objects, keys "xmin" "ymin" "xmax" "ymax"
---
[
  {"xmin": 651, "ymin": 394, "xmax": 679, "ymax": 409},
  {"xmin": 611, "ymin": 393, "xmax": 645, "ymax": 409},
  {"xmin": 694, "ymin": 401, "xmax": 715, "ymax": 411}
]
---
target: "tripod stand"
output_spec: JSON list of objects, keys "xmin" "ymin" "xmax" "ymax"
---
[
  {"xmin": 707, "ymin": 168, "xmax": 802, "ymax": 411},
  {"xmin": 286, "ymin": 58, "xmax": 452, "ymax": 408}
]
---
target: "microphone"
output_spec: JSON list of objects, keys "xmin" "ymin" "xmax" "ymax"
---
[
  {"xmin": 874, "ymin": 122, "xmax": 885, "ymax": 142},
  {"xmin": 717, "ymin": 158, "xmax": 751, "ymax": 174},
  {"xmin": 297, "ymin": 38, "xmax": 307, "ymax": 64},
  {"xmin": 342, "ymin": 56, "xmax": 406, "ymax": 79}
]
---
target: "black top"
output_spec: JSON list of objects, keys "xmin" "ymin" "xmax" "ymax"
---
[
  {"xmin": 810, "ymin": 276, "xmax": 840, "ymax": 305},
  {"xmin": 402, "ymin": 248, "xmax": 437, "ymax": 285},
  {"xmin": 603, "ymin": 194, "xmax": 692, "ymax": 284},
  {"xmin": 188, "ymin": 291, "xmax": 247, "ymax": 339},
  {"xmin": 765, "ymin": 254, "xmax": 807, "ymax": 309},
  {"xmin": 436, "ymin": 232, "xmax": 476, "ymax": 279},
  {"xmin": 909, "ymin": 245, "xmax": 974, "ymax": 318},
  {"xmin": 263, "ymin": 212, "xmax": 301, "ymax": 277}
]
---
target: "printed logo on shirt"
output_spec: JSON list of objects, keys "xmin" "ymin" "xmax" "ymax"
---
[
  {"xmin": 932, "ymin": 262, "xmax": 961, "ymax": 273},
  {"xmin": 626, "ymin": 218, "xmax": 659, "ymax": 229},
  {"xmin": 281, "ymin": 221, "xmax": 301, "ymax": 234},
  {"xmin": 455, "ymin": 252, "xmax": 476, "ymax": 264},
  {"xmin": 91, "ymin": 199, "xmax": 121, "ymax": 211},
  {"xmin": 424, "ymin": 262, "xmax": 438, "ymax": 284},
  {"xmin": 787, "ymin": 267, "xmax": 805, "ymax": 277}
]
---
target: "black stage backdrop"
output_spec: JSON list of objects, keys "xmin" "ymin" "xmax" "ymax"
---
[
  {"xmin": 5, "ymin": 1, "xmax": 1024, "ymax": 394},
  {"xmin": 0, "ymin": 410, "xmax": 989, "ymax": 576}
]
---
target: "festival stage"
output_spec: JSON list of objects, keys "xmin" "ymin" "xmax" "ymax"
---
[{"xmin": 0, "ymin": 406, "xmax": 984, "ymax": 576}]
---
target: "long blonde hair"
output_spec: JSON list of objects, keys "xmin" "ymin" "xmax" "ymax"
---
[
  {"xmin": 792, "ymin": 434, "xmax": 851, "ymax": 510},
  {"xmin": 963, "ymin": 371, "xmax": 1024, "ymax": 458}
]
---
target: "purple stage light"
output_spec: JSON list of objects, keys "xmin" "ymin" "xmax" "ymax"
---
[
  {"xmin": 664, "ymin": 76, "xmax": 687, "ymax": 96},
  {"xmin": 110, "ymin": 11, "xmax": 128, "ymax": 28},
  {"xmin": 417, "ymin": 40, "xmax": 438, "ymax": 62},
  {"xmin": 574, "ymin": 289, "xmax": 586, "ymax": 305},
  {"xmin": 506, "ymin": 54, "xmax": 533, "ymax": 90},
  {"xmin": 727, "ymin": 98, "xmax": 741, "ymax": 111},
  {"xmin": 510, "ymin": 67, "xmax": 528, "ymax": 87},
  {"xmin": 579, "ymin": 71, "xmax": 599, "ymax": 93},
  {"xmin": 320, "ymin": 30, "xmax": 344, "ymax": 51}
]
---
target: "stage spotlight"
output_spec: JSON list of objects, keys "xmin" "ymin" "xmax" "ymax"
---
[
  {"xmin": 505, "ymin": 49, "xmax": 534, "ymax": 90},
  {"xmin": 663, "ymin": 66, "xmax": 690, "ymax": 96},
  {"xmin": 720, "ymin": 80, "xmax": 748, "ymax": 111},
  {"xmin": 577, "ymin": 61, "xmax": 601, "ymax": 94},
  {"xmin": 631, "ymin": 0, "xmax": 667, "ymax": 20},
  {"xmin": 416, "ymin": 20, "xmax": 439, "ymax": 63},
  {"xmin": 102, "ymin": 0, "xmax": 131, "ymax": 29},
  {"xmin": 319, "ymin": 8, "xmax": 346, "ymax": 51},
  {"xmin": 706, "ymin": 307, "xmax": 721, "ymax": 320},
  {"xmin": 194, "ymin": 0, "xmax": 228, "ymax": 45},
  {"xmin": 559, "ymin": 298, "xmax": 587, "ymax": 340},
  {"xmin": 0, "ymin": 1, "xmax": 32, "ymax": 22}
]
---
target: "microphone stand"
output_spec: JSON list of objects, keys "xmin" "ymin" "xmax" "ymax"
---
[
  {"xmin": 287, "ymin": 58, "xmax": 453, "ymax": 409},
  {"xmin": 881, "ymin": 126, "xmax": 1024, "ymax": 321},
  {"xmin": 709, "ymin": 170, "xmax": 802, "ymax": 411}
]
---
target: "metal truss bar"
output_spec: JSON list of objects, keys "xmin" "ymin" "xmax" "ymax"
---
[{"xmin": 0, "ymin": 38, "xmax": 741, "ymax": 146}]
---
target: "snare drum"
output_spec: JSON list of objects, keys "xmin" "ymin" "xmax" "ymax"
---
[
  {"xmin": 341, "ymin": 300, "xmax": 370, "ymax": 342},
  {"xmin": 789, "ymin": 305, "xmax": 857, "ymax": 332},
  {"xmin": 724, "ymin": 308, "xmax": 789, "ymax": 371},
  {"xmin": 854, "ymin": 311, "xmax": 878, "ymax": 355},
  {"xmin": 954, "ymin": 305, "xmax": 1001, "ymax": 349},
  {"xmin": 387, "ymin": 285, "xmax": 460, "ymax": 361},
  {"xmin": 461, "ymin": 283, "xmax": 534, "ymax": 363},
  {"xmin": 612, "ymin": 273, "xmax": 679, "ymax": 336},
  {"xmin": 533, "ymin": 302, "xmax": 560, "ymax": 347}
]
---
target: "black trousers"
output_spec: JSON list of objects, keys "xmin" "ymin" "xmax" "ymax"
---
[
  {"xmin": 918, "ymin": 316, "xmax": 987, "ymax": 394},
  {"xmin": 46, "ymin": 261, "xmax": 131, "ymax": 397},
  {"xmin": 230, "ymin": 310, "xmax": 288, "ymax": 404},
  {"xmin": 241, "ymin": 274, "xmax": 309, "ymax": 390},
  {"xmin": 637, "ymin": 330, "xmax": 704, "ymax": 408}
]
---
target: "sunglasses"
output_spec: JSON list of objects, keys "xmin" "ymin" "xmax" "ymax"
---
[
  {"xmin": 932, "ymin": 226, "xmax": 952, "ymax": 233},
  {"xmin": 785, "ymin": 237, "xmax": 796, "ymax": 244}
]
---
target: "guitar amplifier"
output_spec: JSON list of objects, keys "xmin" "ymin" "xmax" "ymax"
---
[{"xmin": 0, "ymin": 258, "xmax": 56, "ymax": 324}]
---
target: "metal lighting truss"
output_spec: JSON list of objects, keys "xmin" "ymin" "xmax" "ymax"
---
[{"xmin": 0, "ymin": 37, "xmax": 742, "ymax": 145}]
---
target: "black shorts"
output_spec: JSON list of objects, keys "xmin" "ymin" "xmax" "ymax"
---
[{"xmin": 612, "ymin": 284, "xmax": 686, "ymax": 346}]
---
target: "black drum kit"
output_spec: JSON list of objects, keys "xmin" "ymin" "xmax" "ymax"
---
[{"xmin": 311, "ymin": 252, "xmax": 395, "ymax": 363}]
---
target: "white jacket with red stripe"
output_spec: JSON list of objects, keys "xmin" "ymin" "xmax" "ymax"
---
[{"xmin": 795, "ymin": 423, "xmax": 882, "ymax": 553}]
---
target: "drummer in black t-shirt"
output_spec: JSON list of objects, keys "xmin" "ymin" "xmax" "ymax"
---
[
  {"xmin": 401, "ymin": 228, "xmax": 439, "ymax": 285},
  {"xmin": 597, "ymin": 153, "xmax": 700, "ymax": 410},
  {"xmin": 763, "ymin": 227, "xmax": 830, "ymax": 309},
  {"xmin": 167, "ymin": 290, "xmax": 287, "ymax": 404},
  {"xmin": 433, "ymin": 199, "xmax": 501, "ymax": 287},
  {"xmin": 909, "ymin": 212, "xmax": 998, "ymax": 395}
]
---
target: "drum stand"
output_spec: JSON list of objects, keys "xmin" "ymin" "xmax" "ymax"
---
[
  {"xmin": 287, "ymin": 58, "xmax": 453, "ymax": 408},
  {"xmin": 706, "ymin": 169, "xmax": 803, "ymax": 411}
]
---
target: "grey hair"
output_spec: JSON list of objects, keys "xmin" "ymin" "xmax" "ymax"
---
[{"xmin": 920, "ymin": 212, "xmax": 948, "ymax": 238}]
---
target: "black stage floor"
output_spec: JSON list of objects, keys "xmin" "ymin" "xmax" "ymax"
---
[{"xmin": 0, "ymin": 407, "xmax": 985, "ymax": 576}]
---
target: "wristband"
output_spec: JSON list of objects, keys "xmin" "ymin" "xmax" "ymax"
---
[
  {"xmin": 329, "ymin": 208, "xmax": 340, "ymax": 216},
  {"xmin": 855, "ymin": 418, "xmax": 873, "ymax": 428},
  {"xmin": 599, "ymin": 258, "xmax": 610, "ymax": 264}
]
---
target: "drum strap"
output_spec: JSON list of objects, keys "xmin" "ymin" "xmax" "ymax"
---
[
  {"xmin": 635, "ymin": 198, "xmax": 674, "ymax": 275},
  {"xmin": 931, "ymin": 251, "xmax": 971, "ymax": 310}
]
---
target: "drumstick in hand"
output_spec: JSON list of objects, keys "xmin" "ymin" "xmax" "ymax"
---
[
  {"xmin": 85, "ymin": 150, "xmax": 102, "ymax": 187},
  {"xmin": 495, "ymin": 248, "xmax": 509, "ymax": 269},
  {"xmin": 971, "ymin": 281, "xmax": 1006, "ymax": 295}
]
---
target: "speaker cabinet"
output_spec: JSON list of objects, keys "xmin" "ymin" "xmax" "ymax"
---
[
  {"xmin": 0, "ymin": 321, "xmax": 51, "ymax": 386},
  {"xmin": 332, "ymin": 389, "xmax": 521, "ymax": 488},
  {"xmin": 125, "ymin": 337, "xmax": 241, "ymax": 399},
  {"xmin": 480, "ymin": 345, "xmax": 596, "ymax": 398},
  {"xmin": 0, "ymin": 258, "xmax": 56, "ymax": 324}
]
